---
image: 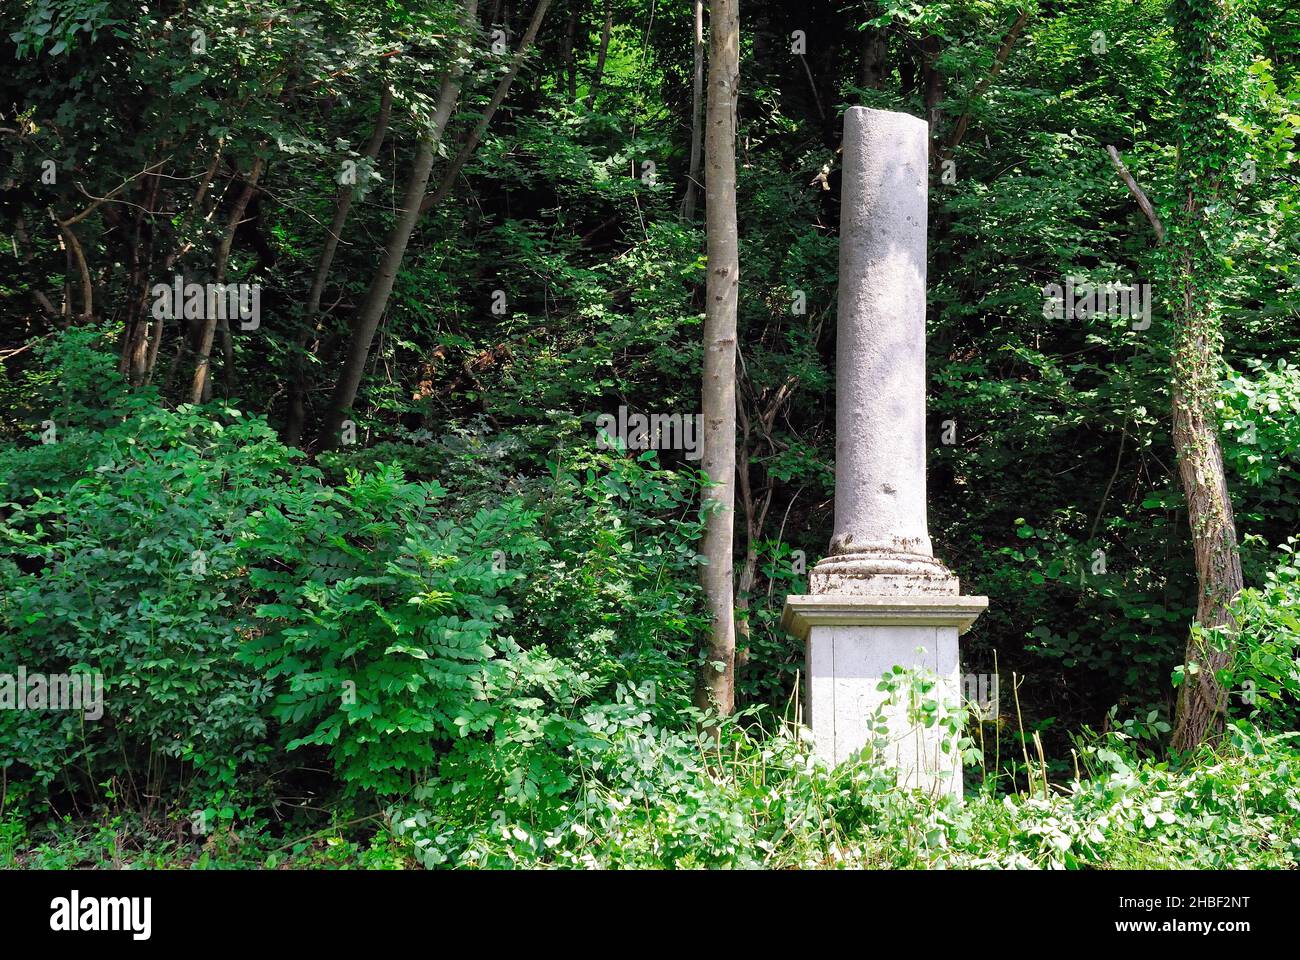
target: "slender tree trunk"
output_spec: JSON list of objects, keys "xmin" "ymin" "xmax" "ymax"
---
[
  {"xmin": 585, "ymin": 0, "xmax": 612, "ymax": 110},
  {"xmin": 55, "ymin": 220, "xmax": 93, "ymax": 323},
  {"xmin": 120, "ymin": 170, "xmax": 162, "ymax": 384},
  {"xmin": 319, "ymin": 0, "xmax": 480, "ymax": 446},
  {"xmin": 284, "ymin": 85, "xmax": 394, "ymax": 447},
  {"xmin": 188, "ymin": 155, "xmax": 264, "ymax": 404},
  {"xmin": 152, "ymin": 147, "xmax": 222, "ymax": 386},
  {"xmin": 419, "ymin": 0, "xmax": 554, "ymax": 216},
  {"xmin": 695, "ymin": 0, "xmax": 740, "ymax": 717},
  {"xmin": 561, "ymin": 4, "xmax": 580, "ymax": 102},
  {"xmin": 681, "ymin": 0, "xmax": 705, "ymax": 221},
  {"xmin": 940, "ymin": 8, "xmax": 1030, "ymax": 163},
  {"xmin": 922, "ymin": 34, "xmax": 945, "ymax": 167}
]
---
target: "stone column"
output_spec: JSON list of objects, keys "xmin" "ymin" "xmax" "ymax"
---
[{"xmin": 782, "ymin": 107, "xmax": 987, "ymax": 795}]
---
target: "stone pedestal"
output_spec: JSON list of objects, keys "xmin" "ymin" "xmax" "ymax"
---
[
  {"xmin": 782, "ymin": 596, "xmax": 984, "ymax": 796},
  {"xmin": 781, "ymin": 106, "xmax": 987, "ymax": 795}
]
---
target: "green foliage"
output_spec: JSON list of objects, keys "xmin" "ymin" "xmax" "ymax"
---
[
  {"xmin": 0, "ymin": 394, "xmax": 292, "ymax": 809},
  {"xmin": 240, "ymin": 466, "xmax": 546, "ymax": 794},
  {"xmin": 387, "ymin": 707, "xmax": 1300, "ymax": 869},
  {"xmin": 1, "ymin": 332, "xmax": 708, "ymax": 813},
  {"xmin": 1232, "ymin": 539, "xmax": 1300, "ymax": 731},
  {"xmin": 3, "ymin": 0, "xmax": 1300, "ymax": 871},
  {"xmin": 241, "ymin": 443, "xmax": 705, "ymax": 797}
]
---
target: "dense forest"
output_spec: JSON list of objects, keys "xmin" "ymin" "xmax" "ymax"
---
[{"xmin": 1, "ymin": 0, "xmax": 1299, "ymax": 872}]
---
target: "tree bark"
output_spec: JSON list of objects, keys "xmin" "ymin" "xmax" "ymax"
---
[
  {"xmin": 681, "ymin": 0, "xmax": 705, "ymax": 221},
  {"xmin": 695, "ymin": 0, "xmax": 740, "ymax": 717},
  {"xmin": 152, "ymin": 147, "xmax": 222, "ymax": 386},
  {"xmin": 858, "ymin": 20, "xmax": 886, "ymax": 93},
  {"xmin": 119, "ymin": 169, "xmax": 163, "ymax": 384},
  {"xmin": 921, "ymin": 34, "xmax": 945, "ymax": 167},
  {"xmin": 1105, "ymin": 139, "xmax": 1246, "ymax": 750},
  {"xmin": 54, "ymin": 219, "xmax": 93, "ymax": 323},
  {"xmin": 561, "ymin": 3, "xmax": 580, "ymax": 102},
  {"xmin": 1169, "ymin": 203, "xmax": 1245, "ymax": 751},
  {"xmin": 940, "ymin": 8, "xmax": 1030, "ymax": 162},
  {"xmin": 1170, "ymin": 373, "xmax": 1244, "ymax": 749},
  {"xmin": 1164, "ymin": 0, "xmax": 1251, "ymax": 751},
  {"xmin": 284, "ymin": 84, "xmax": 394, "ymax": 447},
  {"xmin": 419, "ymin": 0, "xmax": 555, "ymax": 216},
  {"xmin": 585, "ymin": 0, "xmax": 613, "ymax": 110},
  {"xmin": 319, "ymin": 0, "xmax": 480, "ymax": 446},
  {"xmin": 188, "ymin": 154, "xmax": 264, "ymax": 404}
]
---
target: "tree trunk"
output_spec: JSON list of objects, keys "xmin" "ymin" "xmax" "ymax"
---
[
  {"xmin": 695, "ymin": 0, "xmax": 740, "ymax": 717},
  {"xmin": 152, "ymin": 147, "xmax": 222, "ymax": 386},
  {"xmin": 1102, "ymin": 140, "xmax": 1243, "ymax": 753},
  {"xmin": 858, "ymin": 20, "xmax": 886, "ymax": 93},
  {"xmin": 119, "ymin": 170, "xmax": 162, "ymax": 384},
  {"xmin": 921, "ymin": 34, "xmax": 945, "ymax": 167},
  {"xmin": 561, "ymin": 3, "xmax": 580, "ymax": 102},
  {"xmin": 1170, "ymin": 371, "xmax": 1244, "ymax": 749},
  {"xmin": 284, "ymin": 84, "xmax": 394, "ymax": 447},
  {"xmin": 681, "ymin": 0, "xmax": 705, "ymax": 221},
  {"xmin": 585, "ymin": 0, "xmax": 612, "ymax": 110},
  {"xmin": 1169, "ymin": 234, "xmax": 1245, "ymax": 749},
  {"xmin": 1167, "ymin": 0, "xmax": 1252, "ymax": 751},
  {"xmin": 319, "ymin": 0, "xmax": 480, "ymax": 446},
  {"xmin": 419, "ymin": 0, "xmax": 555, "ymax": 215},
  {"xmin": 940, "ymin": 9, "xmax": 1030, "ymax": 163},
  {"xmin": 188, "ymin": 154, "xmax": 264, "ymax": 404}
]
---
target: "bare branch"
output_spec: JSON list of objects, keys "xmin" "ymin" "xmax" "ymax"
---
[{"xmin": 1105, "ymin": 144, "xmax": 1166, "ymax": 243}]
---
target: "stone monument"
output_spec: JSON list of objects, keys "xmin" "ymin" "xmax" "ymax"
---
[{"xmin": 781, "ymin": 106, "xmax": 987, "ymax": 796}]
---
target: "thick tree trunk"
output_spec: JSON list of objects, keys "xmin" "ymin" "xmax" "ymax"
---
[
  {"xmin": 284, "ymin": 84, "xmax": 394, "ymax": 447},
  {"xmin": 1169, "ymin": 267, "xmax": 1245, "ymax": 750},
  {"xmin": 695, "ymin": 0, "xmax": 739, "ymax": 717},
  {"xmin": 1102, "ymin": 143, "xmax": 1244, "ymax": 752},
  {"xmin": 318, "ymin": 0, "xmax": 480, "ymax": 446},
  {"xmin": 681, "ymin": 0, "xmax": 705, "ymax": 221},
  {"xmin": 1166, "ymin": 0, "xmax": 1252, "ymax": 752},
  {"xmin": 1170, "ymin": 390, "xmax": 1243, "ymax": 749},
  {"xmin": 419, "ymin": 0, "xmax": 555, "ymax": 215},
  {"xmin": 858, "ymin": 20, "xmax": 886, "ymax": 93}
]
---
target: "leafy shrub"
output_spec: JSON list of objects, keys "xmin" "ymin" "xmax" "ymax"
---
[
  {"xmin": 1231, "ymin": 538, "xmax": 1300, "ymax": 731},
  {"xmin": 0, "ymin": 397, "xmax": 299, "ymax": 810},
  {"xmin": 242, "ymin": 445, "xmax": 706, "ymax": 797}
]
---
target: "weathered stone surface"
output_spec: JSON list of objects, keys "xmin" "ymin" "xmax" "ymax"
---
[
  {"xmin": 783, "ymin": 596, "xmax": 983, "ymax": 795},
  {"xmin": 782, "ymin": 106, "xmax": 988, "ymax": 794},
  {"xmin": 813, "ymin": 106, "xmax": 934, "ymax": 585}
]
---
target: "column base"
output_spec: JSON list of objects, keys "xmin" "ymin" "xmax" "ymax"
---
[
  {"xmin": 782, "ymin": 594, "xmax": 988, "ymax": 796},
  {"xmin": 810, "ymin": 548, "xmax": 959, "ymax": 596}
]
